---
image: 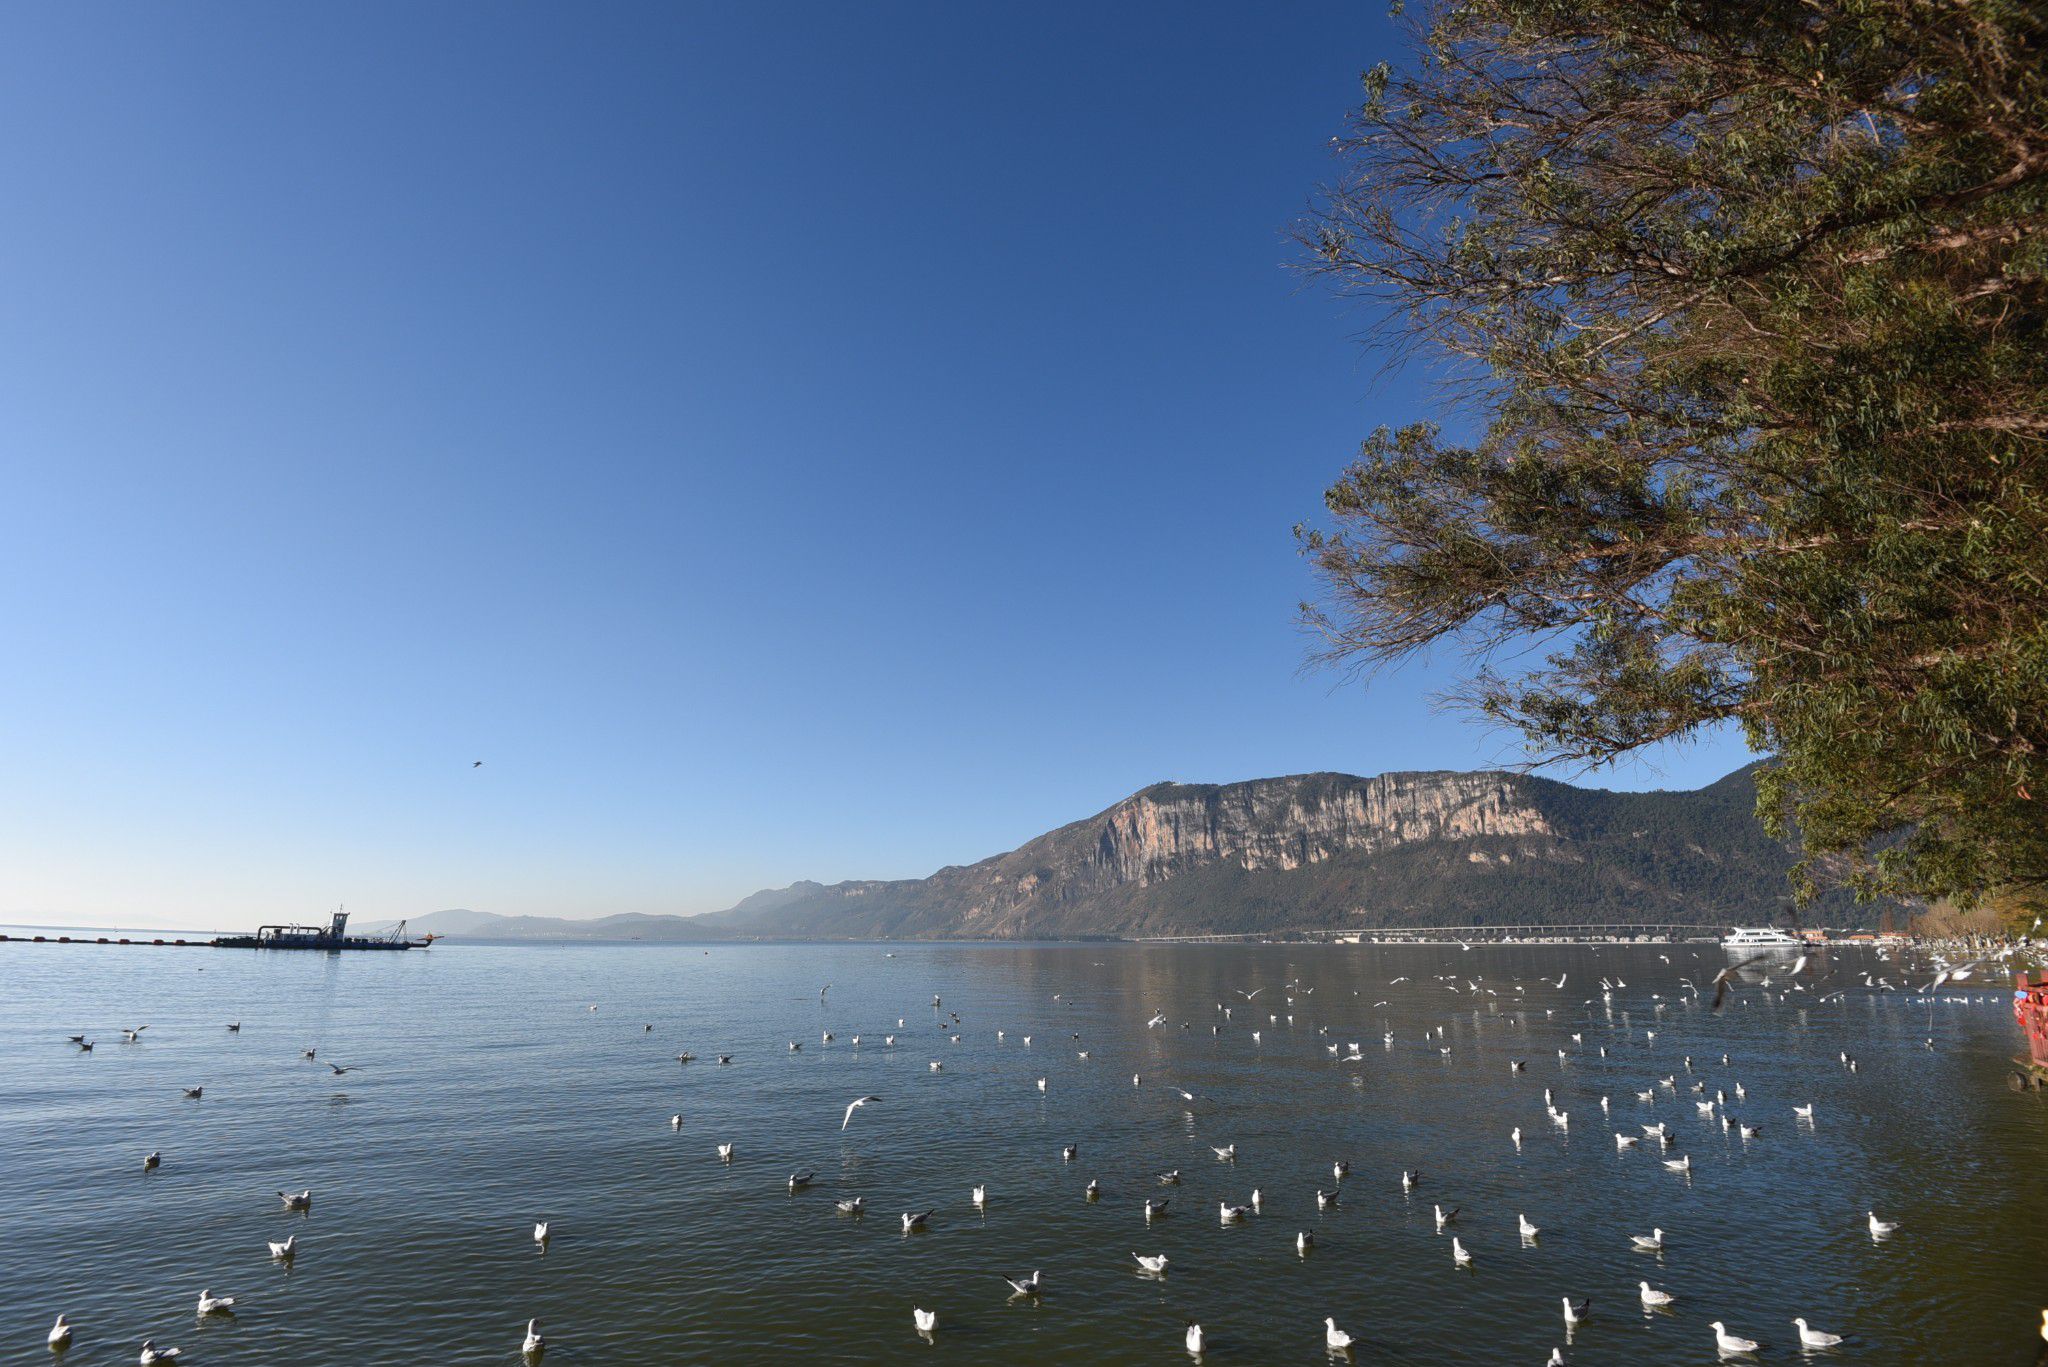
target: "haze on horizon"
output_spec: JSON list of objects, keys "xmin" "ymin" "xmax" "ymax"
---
[{"xmin": 0, "ymin": 4, "xmax": 1754, "ymax": 931}]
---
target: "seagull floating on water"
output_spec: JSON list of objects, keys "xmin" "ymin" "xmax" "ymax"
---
[
  {"xmin": 902, "ymin": 1209, "xmax": 933, "ymax": 1233},
  {"xmin": 533, "ymin": 1221, "xmax": 549, "ymax": 1244},
  {"xmin": 1001, "ymin": 1270, "xmax": 1042, "ymax": 1297},
  {"xmin": 1133, "ymin": 1252, "xmax": 1169, "ymax": 1273},
  {"xmin": 1867, "ymin": 1211, "xmax": 1898, "ymax": 1237},
  {"xmin": 196, "ymin": 1290, "xmax": 235, "ymax": 1315},
  {"xmin": 912, "ymin": 1308, "xmax": 937, "ymax": 1334},
  {"xmin": 1631, "ymin": 1227, "xmax": 1664, "ymax": 1251},
  {"xmin": 522, "ymin": 1318, "xmax": 545, "ymax": 1356},
  {"xmin": 268, "ymin": 1234, "xmax": 296, "ymax": 1260},
  {"xmin": 1184, "ymin": 1322, "xmax": 1204, "ymax": 1353},
  {"xmin": 1640, "ymin": 1281, "xmax": 1674, "ymax": 1307},
  {"xmin": 1325, "ymin": 1318, "xmax": 1354, "ymax": 1350},
  {"xmin": 138, "ymin": 1340, "xmax": 180, "ymax": 1364},
  {"xmin": 1793, "ymin": 1318, "xmax": 1844, "ymax": 1348},
  {"xmin": 1710, "ymin": 1321, "xmax": 1761, "ymax": 1354},
  {"xmin": 836, "ymin": 1197, "xmax": 864, "ymax": 1215}
]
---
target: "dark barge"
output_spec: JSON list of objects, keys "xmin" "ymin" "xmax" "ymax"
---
[{"xmin": 212, "ymin": 909, "xmax": 432, "ymax": 952}]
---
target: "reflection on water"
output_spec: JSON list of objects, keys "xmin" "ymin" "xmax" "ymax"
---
[{"xmin": 2, "ymin": 937, "xmax": 2042, "ymax": 1364}]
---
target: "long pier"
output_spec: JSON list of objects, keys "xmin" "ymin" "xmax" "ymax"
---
[{"xmin": 1131, "ymin": 922, "xmax": 1721, "ymax": 945}]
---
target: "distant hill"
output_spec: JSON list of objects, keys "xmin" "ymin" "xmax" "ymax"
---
[
  {"xmin": 392, "ymin": 765, "xmax": 1890, "ymax": 942},
  {"xmin": 693, "ymin": 764, "xmax": 1883, "ymax": 938},
  {"xmin": 376, "ymin": 909, "xmax": 736, "ymax": 941}
]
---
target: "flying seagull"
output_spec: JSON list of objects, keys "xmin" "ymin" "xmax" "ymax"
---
[
  {"xmin": 1712, "ymin": 956, "xmax": 1770, "ymax": 1011},
  {"xmin": 842, "ymin": 1095, "xmax": 882, "ymax": 1130}
]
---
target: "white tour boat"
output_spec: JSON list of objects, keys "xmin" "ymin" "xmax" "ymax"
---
[{"xmin": 1721, "ymin": 926, "xmax": 1805, "ymax": 951}]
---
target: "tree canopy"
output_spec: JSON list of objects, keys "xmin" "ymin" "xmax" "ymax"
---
[{"xmin": 1298, "ymin": 0, "xmax": 2048, "ymax": 912}]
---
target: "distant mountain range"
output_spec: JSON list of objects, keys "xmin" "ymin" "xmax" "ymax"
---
[{"xmin": 393, "ymin": 764, "xmax": 1886, "ymax": 941}]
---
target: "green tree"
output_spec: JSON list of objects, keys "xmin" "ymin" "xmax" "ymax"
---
[{"xmin": 1297, "ymin": 0, "xmax": 2048, "ymax": 915}]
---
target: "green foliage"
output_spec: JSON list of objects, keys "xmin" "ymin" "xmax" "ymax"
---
[{"xmin": 1298, "ymin": 0, "xmax": 2048, "ymax": 910}]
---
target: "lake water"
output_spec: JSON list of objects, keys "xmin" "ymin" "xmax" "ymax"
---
[{"xmin": 3, "ymin": 936, "xmax": 2043, "ymax": 1365}]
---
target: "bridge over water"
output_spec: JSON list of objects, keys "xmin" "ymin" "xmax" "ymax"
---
[{"xmin": 1129, "ymin": 922, "xmax": 1722, "ymax": 945}]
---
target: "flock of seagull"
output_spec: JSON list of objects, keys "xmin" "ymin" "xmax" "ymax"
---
[{"xmin": 35, "ymin": 935, "xmax": 2043, "ymax": 1362}]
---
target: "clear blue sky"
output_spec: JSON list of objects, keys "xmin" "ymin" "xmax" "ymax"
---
[{"xmin": 0, "ymin": 4, "xmax": 1753, "ymax": 929}]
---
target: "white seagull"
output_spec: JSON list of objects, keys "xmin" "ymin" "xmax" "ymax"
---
[
  {"xmin": 138, "ymin": 1342, "xmax": 180, "ymax": 1364},
  {"xmin": 1867, "ymin": 1211, "xmax": 1898, "ymax": 1237},
  {"xmin": 1133, "ymin": 1252, "xmax": 1169, "ymax": 1273},
  {"xmin": 1640, "ymin": 1281, "xmax": 1675, "ymax": 1307},
  {"xmin": 1710, "ymin": 1321, "xmax": 1761, "ymax": 1354},
  {"xmin": 523, "ymin": 1318, "xmax": 545, "ymax": 1356},
  {"xmin": 533, "ymin": 1221, "xmax": 550, "ymax": 1244},
  {"xmin": 49, "ymin": 1316, "xmax": 72, "ymax": 1349},
  {"xmin": 279, "ymin": 1189, "xmax": 312, "ymax": 1210},
  {"xmin": 1325, "ymin": 1318, "xmax": 1354, "ymax": 1350},
  {"xmin": 1793, "ymin": 1318, "xmax": 1844, "ymax": 1348},
  {"xmin": 267, "ymin": 1234, "xmax": 296, "ymax": 1260},
  {"xmin": 912, "ymin": 1308, "xmax": 937, "ymax": 1334},
  {"xmin": 1631, "ymin": 1228, "xmax": 1665, "ymax": 1251},
  {"xmin": 1185, "ymin": 1322, "xmax": 1204, "ymax": 1353},
  {"xmin": 196, "ymin": 1290, "xmax": 236, "ymax": 1315},
  {"xmin": 842, "ymin": 1095, "xmax": 882, "ymax": 1130}
]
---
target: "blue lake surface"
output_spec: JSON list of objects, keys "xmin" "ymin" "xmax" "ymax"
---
[{"xmin": 2, "ymin": 936, "xmax": 2042, "ymax": 1364}]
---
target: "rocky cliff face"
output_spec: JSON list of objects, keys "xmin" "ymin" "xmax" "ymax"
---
[
  {"xmin": 691, "ymin": 764, "xmax": 1859, "ymax": 939},
  {"xmin": 935, "ymin": 772, "xmax": 1550, "ymax": 935},
  {"xmin": 1087, "ymin": 772, "xmax": 1552, "ymax": 882}
]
